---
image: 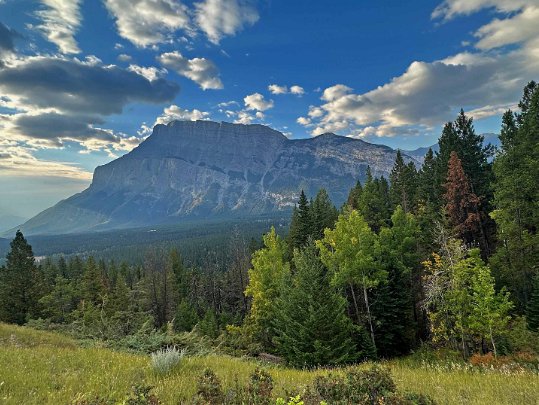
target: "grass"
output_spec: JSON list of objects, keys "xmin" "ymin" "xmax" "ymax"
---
[{"xmin": 1, "ymin": 323, "xmax": 538, "ymax": 404}]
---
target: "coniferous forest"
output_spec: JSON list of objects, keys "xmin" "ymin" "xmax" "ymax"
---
[{"xmin": 1, "ymin": 83, "xmax": 539, "ymax": 404}]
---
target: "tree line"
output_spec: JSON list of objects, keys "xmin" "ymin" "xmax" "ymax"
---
[{"xmin": 0, "ymin": 82, "xmax": 538, "ymax": 367}]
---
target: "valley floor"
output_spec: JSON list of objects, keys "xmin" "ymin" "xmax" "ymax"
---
[{"xmin": 0, "ymin": 323, "xmax": 537, "ymax": 404}]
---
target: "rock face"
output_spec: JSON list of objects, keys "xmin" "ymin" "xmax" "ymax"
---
[{"xmin": 17, "ymin": 121, "xmax": 419, "ymax": 235}]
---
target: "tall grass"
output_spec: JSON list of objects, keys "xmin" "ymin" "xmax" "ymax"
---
[{"xmin": 0, "ymin": 323, "xmax": 538, "ymax": 404}]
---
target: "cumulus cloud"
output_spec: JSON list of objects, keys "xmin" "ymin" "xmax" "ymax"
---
[
  {"xmin": 155, "ymin": 104, "xmax": 210, "ymax": 124},
  {"xmin": 299, "ymin": 0, "xmax": 539, "ymax": 138},
  {"xmin": 158, "ymin": 51, "xmax": 223, "ymax": 90},
  {"xmin": 35, "ymin": 0, "xmax": 82, "ymax": 54},
  {"xmin": 0, "ymin": 55, "xmax": 179, "ymax": 156},
  {"xmin": 194, "ymin": 0, "xmax": 259, "ymax": 44},
  {"xmin": 0, "ymin": 56, "xmax": 179, "ymax": 116},
  {"xmin": 104, "ymin": 0, "xmax": 191, "ymax": 48},
  {"xmin": 268, "ymin": 84, "xmax": 305, "ymax": 95},
  {"xmin": 268, "ymin": 84, "xmax": 287, "ymax": 94},
  {"xmin": 244, "ymin": 93, "xmax": 274, "ymax": 111}
]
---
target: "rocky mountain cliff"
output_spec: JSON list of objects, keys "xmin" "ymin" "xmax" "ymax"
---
[{"xmin": 15, "ymin": 121, "xmax": 419, "ymax": 235}]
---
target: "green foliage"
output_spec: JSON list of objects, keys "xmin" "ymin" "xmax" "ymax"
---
[
  {"xmin": 195, "ymin": 368, "xmax": 224, "ymax": 404},
  {"xmin": 273, "ymin": 243, "xmax": 357, "ymax": 367},
  {"xmin": 527, "ymin": 272, "xmax": 539, "ymax": 331},
  {"xmin": 0, "ymin": 231, "xmax": 41, "ymax": 324},
  {"xmin": 317, "ymin": 210, "xmax": 385, "ymax": 352},
  {"xmin": 247, "ymin": 368, "xmax": 274, "ymax": 405},
  {"xmin": 124, "ymin": 384, "xmax": 160, "ymax": 405},
  {"xmin": 492, "ymin": 82, "xmax": 539, "ymax": 312},
  {"xmin": 174, "ymin": 301, "xmax": 199, "ymax": 332},
  {"xmin": 244, "ymin": 227, "xmax": 290, "ymax": 350}
]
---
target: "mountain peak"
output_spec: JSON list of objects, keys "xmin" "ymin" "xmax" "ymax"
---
[{"xmin": 14, "ymin": 120, "xmax": 417, "ymax": 236}]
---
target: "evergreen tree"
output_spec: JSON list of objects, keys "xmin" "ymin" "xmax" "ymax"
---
[
  {"xmin": 443, "ymin": 152, "xmax": 482, "ymax": 246},
  {"xmin": 346, "ymin": 180, "xmax": 363, "ymax": 209},
  {"xmin": 390, "ymin": 151, "xmax": 418, "ymax": 213},
  {"xmin": 287, "ymin": 190, "xmax": 313, "ymax": 253},
  {"xmin": 0, "ymin": 231, "xmax": 40, "ymax": 324},
  {"xmin": 492, "ymin": 82, "xmax": 539, "ymax": 311},
  {"xmin": 357, "ymin": 168, "xmax": 391, "ymax": 232},
  {"xmin": 80, "ymin": 257, "xmax": 106, "ymax": 306},
  {"xmin": 273, "ymin": 243, "xmax": 357, "ymax": 367},
  {"xmin": 371, "ymin": 207, "xmax": 420, "ymax": 356},
  {"xmin": 310, "ymin": 188, "xmax": 338, "ymax": 240}
]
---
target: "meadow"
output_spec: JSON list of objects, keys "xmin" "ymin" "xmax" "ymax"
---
[{"xmin": 0, "ymin": 323, "xmax": 537, "ymax": 404}]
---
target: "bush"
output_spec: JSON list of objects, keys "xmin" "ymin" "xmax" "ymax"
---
[
  {"xmin": 194, "ymin": 368, "xmax": 224, "ymax": 404},
  {"xmin": 247, "ymin": 367, "xmax": 273, "ymax": 404},
  {"xmin": 310, "ymin": 365, "xmax": 435, "ymax": 405},
  {"xmin": 150, "ymin": 346, "xmax": 185, "ymax": 374},
  {"xmin": 124, "ymin": 384, "xmax": 160, "ymax": 405}
]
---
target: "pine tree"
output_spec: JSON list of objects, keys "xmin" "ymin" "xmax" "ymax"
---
[
  {"xmin": 443, "ymin": 152, "xmax": 482, "ymax": 246},
  {"xmin": 273, "ymin": 243, "xmax": 357, "ymax": 367},
  {"xmin": 491, "ymin": 82, "xmax": 539, "ymax": 311},
  {"xmin": 358, "ymin": 168, "xmax": 391, "ymax": 232},
  {"xmin": 372, "ymin": 207, "xmax": 420, "ymax": 356},
  {"xmin": 0, "ymin": 231, "xmax": 40, "ymax": 324},
  {"xmin": 390, "ymin": 151, "xmax": 417, "ymax": 213},
  {"xmin": 287, "ymin": 190, "xmax": 313, "ymax": 253},
  {"xmin": 311, "ymin": 188, "xmax": 338, "ymax": 240},
  {"xmin": 346, "ymin": 181, "xmax": 363, "ymax": 209},
  {"xmin": 81, "ymin": 256, "xmax": 106, "ymax": 306}
]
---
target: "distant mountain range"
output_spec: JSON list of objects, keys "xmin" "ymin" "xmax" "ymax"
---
[
  {"xmin": 11, "ymin": 121, "xmax": 421, "ymax": 236},
  {"xmin": 403, "ymin": 133, "xmax": 500, "ymax": 163},
  {"xmin": 9, "ymin": 121, "xmax": 500, "ymax": 236}
]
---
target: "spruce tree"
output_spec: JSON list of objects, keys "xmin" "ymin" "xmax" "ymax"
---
[
  {"xmin": 492, "ymin": 82, "xmax": 539, "ymax": 311},
  {"xmin": 443, "ymin": 152, "xmax": 482, "ymax": 246},
  {"xmin": 311, "ymin": 188, "xmax": 338, "ymax": 240},
  {"xmin": 273, "ymin": 243, "xmax": 357, "ymax": 367},
  {"xmin": 0, "ymin": 231, "xmax": 40, "ymax": 324}
]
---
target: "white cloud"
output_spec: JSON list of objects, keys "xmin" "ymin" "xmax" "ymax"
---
[
  {"xmin": 104, "ymin": 0, "xmax": 191, "ymax": 48},
  {"xmin": 35, "ymin": 0, "xmax": 82, "ymax": 54},
  {"xmin": 244, "ymin": 93, "xmax": 274, "ymax": 111},
  {"xmin": 117, "ymin": 53, "xmax": 132, "ymax": 62},
  {"xmin": 268, "ymin": 84, "xmax": 288, "ymax": 94},
  {"xmin": 158, "ymin": 51, "xmax": 223, "ymax": 90},
  {"xmin": 155, "ymin": 104, "xmax": 211, "ymax": 125},
  {"xmin": 299, "ymin": 0, "xmax": 539, "ymax": 139},
  {"xmin": 194, "ymin": 0, "xmax": 259, "ymax": 44},
  {"xmin": 268, "ymin": 83, "xmax": 305, "ymax": 96},
  {"xmin": 128, "ymin": 64, "xmax": 167, "ymax": 81},
  {"xmin": 0, "ymin": 143, "xmax": 92, "ymax": 179},
  {"xmin": 290, "ymin": 85, "xmax": 305, "ymax": 95}
]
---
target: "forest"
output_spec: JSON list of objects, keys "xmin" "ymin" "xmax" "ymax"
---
[{"xmin": 0, "ymin": 82, "xmax": 538, "ymax": 404}]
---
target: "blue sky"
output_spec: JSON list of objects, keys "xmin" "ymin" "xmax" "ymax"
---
[{"xmin": 0, "ymin": 0, "xmax": 538, "ymax": 218}]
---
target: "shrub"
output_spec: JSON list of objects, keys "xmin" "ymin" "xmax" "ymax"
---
[
  {"xmin": 150, "ymin": 346, "xmax": 185, "ymax": 374},
  {"xmin": 124, "ymin": 384, "xmax": 160, "ymax": 405},
  {"xmin": 311, "ymin": 365, "xmax": 435, "ymax": 405},
  {"xmin": 247, "ymin": 367, "xmax": 273, "ymax": 404},
  {"xmin": 195, "ymin": 368, "xmax": 224, "ymax": 404}
]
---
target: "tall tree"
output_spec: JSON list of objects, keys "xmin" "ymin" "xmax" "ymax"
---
[
  {"xmin": 317, "ymin": 210, "xmax": 385, "ymax": 353},
  {"xmin": 273, "ymin": 243, "xmax": 357, "ymax": 367},
  {"xmin": 491, "ymin": 81, "xmax": 539, "ymax": 311},
  {"xmin": 357, "ymin": 168, "xmax": 391, "ymax": 232},
  {"xmin": 390, "ymin": 151, "xmax": 418, "ymax": 213},
  {"xmin": 0, "ymin": 231, "xmax": 40, "ymax": 324},
  {"xmin": 244, "ymin": 227, "xmax": 290, "ymax": 350},
  {"xmin": 310, "ymin": 188, "xmax": 338, "ymax": 240},
  {"xmin": 443, "ymin": 152, "xmax": 482, "ymax": 247}
]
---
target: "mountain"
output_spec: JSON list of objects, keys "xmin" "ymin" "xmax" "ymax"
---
[
  {"xmin": 0, "ymin": 214, "xmax": 27, "ymax": 233},
  {"xmin": 403, "ymin": 132, "xmax": 500, "ymax": 163},
  {"xmin": 13, "ymin": 120, "xmax": 419, "ymax": 236}
]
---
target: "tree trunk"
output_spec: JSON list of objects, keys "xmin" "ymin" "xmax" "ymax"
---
[
  {"xmin": 349, "ymin": 283, "xmax": 362, "ymax": 325},
  {"xmin": 489, "ymin": 324, "xmax": 497, "ymax": 358},
  {"xmin": 362, "ymin": 283, "xmax": 376, "ymax": 352}
]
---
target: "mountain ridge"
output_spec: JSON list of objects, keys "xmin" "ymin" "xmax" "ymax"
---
[{"xmin": 12, "ymin": 120, "xmax": 419, "ymax": 236}]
